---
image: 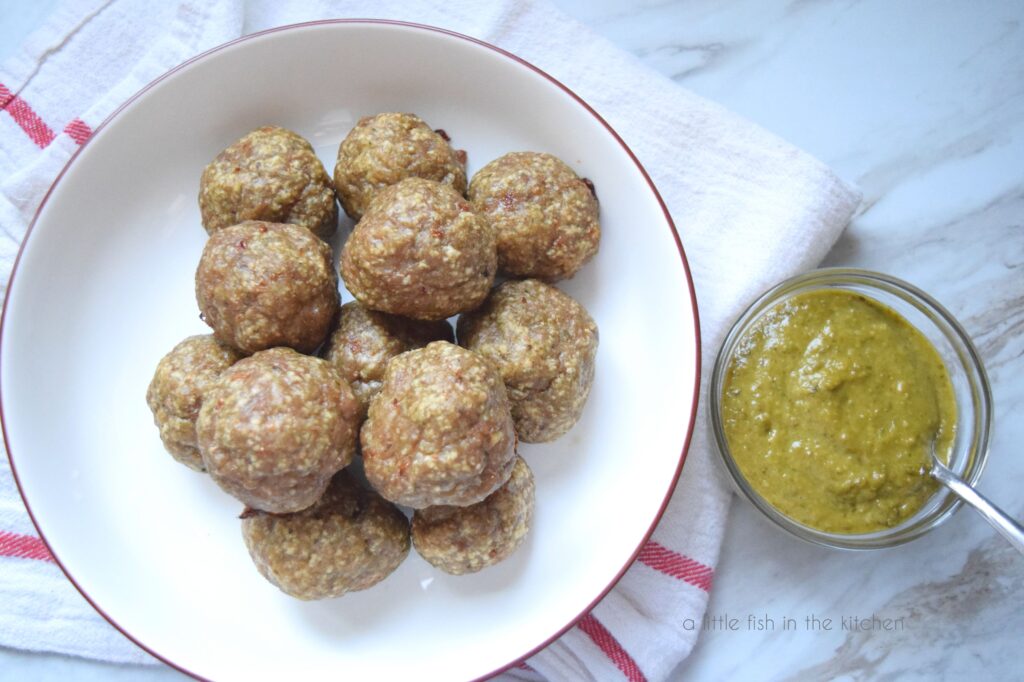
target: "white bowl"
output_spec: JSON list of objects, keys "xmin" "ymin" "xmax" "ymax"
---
[{"xmin": 0, "ymin": 20, "xmax": 699, "ymax": 681}]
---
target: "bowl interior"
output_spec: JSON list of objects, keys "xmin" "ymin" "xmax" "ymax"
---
[
  {"xmin": 0, "ymin": 21, "xmax": 698, "ymax": 681},
  {"xmin": 711, "ymin": 268, "xmax": 991, "ymax": 550}
]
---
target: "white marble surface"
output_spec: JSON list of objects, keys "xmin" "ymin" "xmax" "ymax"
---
[{"xmin": 1, "ymin": 0, "xmax": 1021, "ymax": 680}]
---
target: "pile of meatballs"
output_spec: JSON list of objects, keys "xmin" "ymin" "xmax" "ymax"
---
[{"xmin": 145, "ymin": 114, "xmax": 600, "ymax": 600}]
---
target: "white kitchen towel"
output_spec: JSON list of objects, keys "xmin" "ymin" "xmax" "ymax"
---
[{"xmin": 0, "ymin": 1, "xmax": 861, "ymax": 679}]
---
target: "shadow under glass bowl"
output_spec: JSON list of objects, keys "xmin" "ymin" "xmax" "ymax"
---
[{"xmin": 710, "ymin": 268, "xmax": 993, "ymax": 550}]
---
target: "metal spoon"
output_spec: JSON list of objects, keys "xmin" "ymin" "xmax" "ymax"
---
[{"xmin": 930, "ymin": 447, "xmax": 1024, "ymax": 554}]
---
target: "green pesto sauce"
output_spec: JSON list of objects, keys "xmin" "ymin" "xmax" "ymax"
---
[{"xmin": 722, "ymin": 289, "xmax": 957, "ymax": 534}]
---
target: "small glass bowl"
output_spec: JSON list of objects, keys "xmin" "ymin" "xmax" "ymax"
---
[{"xmin": 710, "ymin": 268, "xmax": 993, "ymax": 549}]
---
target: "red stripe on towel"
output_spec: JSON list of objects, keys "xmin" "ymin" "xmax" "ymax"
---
[
  {"xmin": 0, "ymin": 530, "xmax": 54, "ymax": 562},
  {"xmin": 637, "ymin": 541, "xmax": 714, "ymax": 592},
  {"xmin": 63, "ymin": 118, "xmax": 92, "ymax": 145},
  {"xmin": 0, "ymin": 83, "xmax": 56, "ymax": 148},
  {"xmin": 578, "ymin": 613, "xmax": 647, "ymax": 682}
]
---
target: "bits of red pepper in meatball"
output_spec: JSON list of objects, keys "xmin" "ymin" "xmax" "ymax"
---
[
  {"xmin": 242, "ymin": 470, "xmax": 410, "ymax": 599},
  {"xmin": 340, "ymin": 178, "xmax": 496, "ymax": 321},
  {"xmin": 146, "ymin": 334, "xmax": 243, "ymax": 471},
  {"xmin": 457, "ymin": 279, "xmax": 598, "ymax": 443},
  {"xmin": 321, "ymin": 301, "xmax": 454, "ymax": 418},
  {"xmin": 412, "ymin": 456, "xmax": 534, "ymax": 575},
  {"xmin": 195, "ymin": 221, "xmax": 338, "ymax": 354},
  {"xmin": 199, "ymin": 126, "xmax": 338, "ymax": 240},
  {"xmin": 361, "ymin": 342, "xmax": 516, "ymax": 509},
  {"xmin": 196, "ymin": 348, "xmax": 360, "ymax": 513},
  {"xmin": 333, "ymin": 112, "xmax": 467, "ymax": 220},
  {"xmin": 468, "ymin": 152, "xmax": 600, "ymax": 281}
]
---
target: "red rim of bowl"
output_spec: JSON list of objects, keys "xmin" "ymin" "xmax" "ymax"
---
[{"xmin": 0, "ymin": 18, "xmax": 702, "ymax": 682}]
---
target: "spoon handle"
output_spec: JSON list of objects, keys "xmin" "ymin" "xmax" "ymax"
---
[{"xmin": 932, "ymin": 465, "xmax": 1024, "ymax": 554}]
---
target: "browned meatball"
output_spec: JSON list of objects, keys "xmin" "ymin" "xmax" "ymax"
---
[
  {"xmin": 340, "ymin": 178, "xmax": 496, "ymax": 321},
  {"xmin": 196, "ymin": 221, "xmax": 338, "ymax": 354},
  {"xmin": 457, "ymin": 279, "xmax": 598, "ymax": 443},
  {"xmin": 242, "ymin": 470, "xmax": 410, "ymax": 600},
  {"xmin": 321, "ymin": 301, "xmax": 453, "ymax": 417},
  {"xmin": 468, "ymin": 152, "xmax": 600, "ymax": 281},
  {"xmin": 196, "ymin": 348, "xmax": 359, "ymax": 513},
  {"xmin": 333, "ymin": 113, "xmax": 467, "ymax": 220},
  {"xmin": 412, "ymin": 456, "xmax": 534, "ymax": 575},
  {"xmin": 361, "ymin": 342, "xmax": 516, "ymax": 509},
  {"xmin": 199, "ymin": 126, "xmax": 337, "ymax": 240},
  {"xmin": 145, "ymin": 335, "xmax": 243, "ymax": 471}
]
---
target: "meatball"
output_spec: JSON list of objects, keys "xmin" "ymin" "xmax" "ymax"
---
[
  {"xmin": 468, "ymin": 152, "xmax": 600, "ymax": 281},
  {"xmin": 457, "ymin": 279, "xmax": 598, "ymax": 443},
  {"xmin": 199, "ymin": 126, "xmax": 337, "ymax": 240},
  {"xmin": 196, "ymin": 221, "xmax": 338, "ymax": 354},
  {"xmin": 242, "ymin": 470, "xmax": 410, "ymax": 600},
  {"xmin": 145, "ymin": 335, "xmax": 242, "ymax": 471},
  {"xmin": 321, "ymin": 301, "xmax": 453, "ymax": 417},
  {"xmin": 340, "ymin": 178, "xmax": 496, "ymax": 320},
  {"xmin": 412, "ymin": 456, "xmax": 534, "ymax": 575},
  {"xmin": 333, "ymin": 113, "xmax": 467, "ymax": 220},
  {"xmin": 196, "ymin": 348, "xmax": 360, "ymax": 513},
  {"xmin": 361, "ymin": 341, "xmax": 516, "ymax": 509}
]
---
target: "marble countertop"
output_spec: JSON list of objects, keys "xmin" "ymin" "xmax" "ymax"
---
[{"xmin": 1, "ymin": 1, "xmax": 1020, "ymax": 680}]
